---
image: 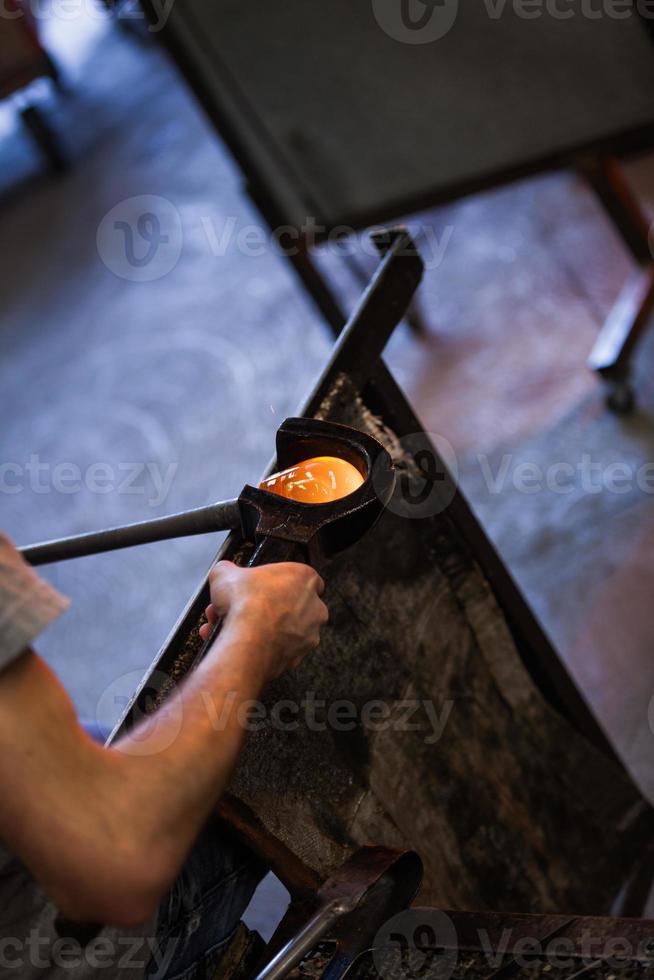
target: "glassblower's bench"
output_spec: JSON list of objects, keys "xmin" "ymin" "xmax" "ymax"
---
[{"xmin": 96, "ymin": 232, "xmax": 654, "ymax": 978}]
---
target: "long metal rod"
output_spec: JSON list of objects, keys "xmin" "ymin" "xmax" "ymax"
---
[
  {"xmin": 19, "ymin": 499, "xmax": 241, "ymax": 566},
  {"xmin": 300, "ymin": 227, "xmax": 424, "ymax": 415},
  {"xmin": 254, "ymin": 897, "xmax": 355, "ymax": 980}
]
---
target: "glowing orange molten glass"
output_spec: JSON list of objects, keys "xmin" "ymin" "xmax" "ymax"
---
[{"xmin": 259, "ymin": 456, "xmax": 364, "ymax": 504}]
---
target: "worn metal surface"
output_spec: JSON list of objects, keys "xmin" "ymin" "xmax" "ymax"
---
[
  {"xmin": 284, "ymin": 911, "xmax": 654, "ymax": 978},
  {"xmin": 221, "ymin": 376, "xmax": 653, "ymax": 914},
  {"xmin": 254, "ymin": 848, "xmax": 422, "ymax": 980},
  {"xmin": 326, "ymin": 948, "xmax": 654, "ymax": 980},
  {"xmin": 111, "ymin": 372, "xmax": 654, "ymax": 915},
  {"xmin": 105, "ymin": 265, "xmax": 653, "ymax": 916}
]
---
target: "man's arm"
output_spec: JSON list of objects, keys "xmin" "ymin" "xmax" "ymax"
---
[{"xmin": 0, "ymin": 560, "xmax": 328, "ymax": 927}]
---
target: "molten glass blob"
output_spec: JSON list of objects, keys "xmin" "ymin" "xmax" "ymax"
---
[{"xmin": 259, "ymin": 455, "xmax": 364, "ymax": 504}]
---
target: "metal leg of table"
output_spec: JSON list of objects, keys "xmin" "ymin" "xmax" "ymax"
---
[
  {"xmin": 344, "ymin": 252, "xmax": 428, "ymax": 334},
  {"xmin": 587, "ymin": 265, "xmax": 654, "ymax": 413},
  {"xmin": 581, "ymin": 155, "xmax": 654, "ymax": 413},
  {"xmin": 292, "ymin": 238, "xmax": 349, "ymax": 337},
  {"xmin": 242, "ymin": 181, "xmax": 346, "ymax": 337}
]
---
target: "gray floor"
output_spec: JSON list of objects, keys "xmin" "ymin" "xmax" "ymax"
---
[
  {"xmin": 3, "ymin": 8, "xmax": 654, "ymax": 932},
  {"xmin": 1, "ymin": 14, "xmax": 332, "ymax": 729}
]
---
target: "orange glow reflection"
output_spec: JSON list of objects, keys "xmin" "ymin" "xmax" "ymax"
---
[{"xmin": 259, "ymin": 456, "xmax": 364, "ymax": 504}]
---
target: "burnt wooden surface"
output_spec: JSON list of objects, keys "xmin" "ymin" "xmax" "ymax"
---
[{"xmin": 152, "ymin": 375, "xmax": 653, "ymax": 916}]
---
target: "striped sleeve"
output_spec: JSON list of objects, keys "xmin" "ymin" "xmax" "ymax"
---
[{"xmin": 0, "ymin": 532, "xmax": 69, "ymax": 671}]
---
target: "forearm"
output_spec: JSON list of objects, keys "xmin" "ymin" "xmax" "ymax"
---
[
  {"xmin": 0, "ymin": 617, "xmax": 272, "ymax": 925},
  {"xmin": 110, "ymin": 614, "xmax": 272, "ymax": 883},
  {"xmin": 0, "ymin": 559, "xmax": 326, "ymax": 926}
]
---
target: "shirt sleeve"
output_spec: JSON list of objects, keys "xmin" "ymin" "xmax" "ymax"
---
[{"xmin": 0, "ymin": 532, "xmax": 69, "ymax": 672}]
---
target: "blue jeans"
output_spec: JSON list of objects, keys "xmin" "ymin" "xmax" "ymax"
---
[
  {"xmin": 83, "ymin": 723, "xmax": 266, "ymax": 980},
  {"xmin": 145, "ymin": 817, "xmax": 266, "ymax": 980}
]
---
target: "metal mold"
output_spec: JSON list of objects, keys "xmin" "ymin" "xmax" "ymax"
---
[{"xmin": 239, "ymin": 417, "xmax": 395, "ymax": 564}]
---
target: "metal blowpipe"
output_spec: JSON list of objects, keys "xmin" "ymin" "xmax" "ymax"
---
[{"xmin": 19, "ymin": 498, "xmax": 242, "ymax": 567}]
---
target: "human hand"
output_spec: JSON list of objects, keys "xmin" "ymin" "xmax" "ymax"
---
[{"xmin": 200, "ymin": 560, "xmax": 328, "ymax": 677}]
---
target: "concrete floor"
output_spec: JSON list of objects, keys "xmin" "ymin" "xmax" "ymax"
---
[{"xmin": 3, "ymin": 10, "xmax": 654, "ymax": 929}]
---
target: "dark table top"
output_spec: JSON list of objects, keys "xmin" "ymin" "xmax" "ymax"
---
[{"xmin": 158, "ymin": 0, "xmax": 654, "ymax": 229}]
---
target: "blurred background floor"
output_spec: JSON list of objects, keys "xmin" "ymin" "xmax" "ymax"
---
[{"xmin": 2, "ymin": 8, "xmax": 654, "ymax": 929}]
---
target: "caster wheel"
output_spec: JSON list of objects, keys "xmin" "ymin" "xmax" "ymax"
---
[{"xmin": 606, "ymin": 379, "xmax": 636, "ymax": 414}]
